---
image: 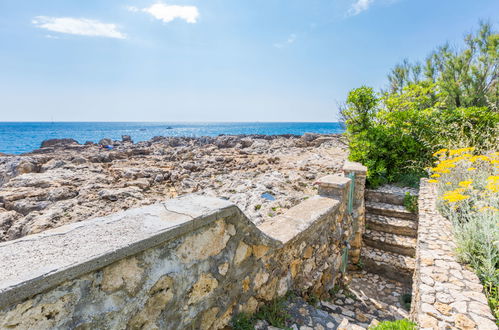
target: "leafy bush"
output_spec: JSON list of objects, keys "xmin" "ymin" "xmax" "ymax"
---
[
  {"xmin": 371, "ymin": 319, "xmax": 417, "ymax": 330},
  {"xmin": 429, "ymin": 149, "xmax": 498, "ymax": 322},
  {"xmin": 342, "ymin": 85, "xmax": 499, "ymax": 187}
]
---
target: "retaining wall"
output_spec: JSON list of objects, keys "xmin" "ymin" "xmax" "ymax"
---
[
  {"xmin": 0, "ymin": 163, "xmax": 366, "ymax": 329},
  {"xmin": 410, "ymin": 180, "xmax": 496, "ymax": 329}
]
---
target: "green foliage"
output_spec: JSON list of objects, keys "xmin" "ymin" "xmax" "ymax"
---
[
  {"xmin": 401, "ymin": 293, "xmax": 412, "ymax": 311},
  {"xmin": 387, "ymin": 22, "xmax": 498, "ymax": 110},
  {"xmin": 231, "ymin": 296, "xmax": 291, "ymax": 330},
  {"xmin": 403, "ymin": 193, "xmax": 418, "ymax": 213},
  {"xmin": 370, "ymin": 319, "xmax": 417, "ymax": 330},
  {"xmin": 329, "ymin": 283, "xmax": 342, "ymax": 296},
  {"xmin": 342, "ymin": 22, "xmax": 499, "ymax": 188},
  {"xmin": 254, "ymin": 204, "xmax": 262, "ymax": 210},
  {"xmin": 231, "ymin": 313, "xmax": 255, "ymax": 330},
  {"xmin": 254, "ymin": 296, "xmax": 291, "ymax": 328},
  {"xmin": 305, "ymin": 293, "xmax": 320, "ymax": 307}
]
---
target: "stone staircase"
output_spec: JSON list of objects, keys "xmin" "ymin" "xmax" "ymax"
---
[
  {"xmin": 361, "ymin": 186, "xmax": 418, "ymax": 284},
  {"xmin": 254, "ymin": 185, "xmax": 419, "ymax": 330}
]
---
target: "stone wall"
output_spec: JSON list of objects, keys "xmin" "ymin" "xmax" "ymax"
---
[
  {"xmin": 0, "ymin": 164, "xmax": 366, "ymax": 329},
  {"xmin": 410, "ymin": 180, "xmax": 496, "ymax": 329}
]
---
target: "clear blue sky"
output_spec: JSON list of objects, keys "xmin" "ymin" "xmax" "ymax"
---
[{"xmin": 0, "ymin": 0, "xmax": 497, "ymax": 122}]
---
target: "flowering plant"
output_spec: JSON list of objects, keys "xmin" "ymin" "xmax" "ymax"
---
[{"xmin": 428, "ymin": 148, "xmax": 498, "ymax": 321}]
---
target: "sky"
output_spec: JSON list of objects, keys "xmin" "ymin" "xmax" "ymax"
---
[{"xmin": 0, "ymin": 0, "xmax": 498, "ymax": 122}]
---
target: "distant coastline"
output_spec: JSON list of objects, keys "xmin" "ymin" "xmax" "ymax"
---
[{"xmin": 0, "ymin": 122, "xmax": 344, "ymax": 155}]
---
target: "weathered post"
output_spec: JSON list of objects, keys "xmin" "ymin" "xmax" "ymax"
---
[{"xmin": 342, "ymin": 161, "xmax": 367, "ymax": 265}]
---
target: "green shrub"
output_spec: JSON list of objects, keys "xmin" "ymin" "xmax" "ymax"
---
[
  {"xmin": 370, "ymin": 319, "xmax": 417, "ymax": 330},
  {"xmin": 342, "ymin": 82, "xmax": 498, "ymax": 188},
  {"xmin": 403, "ymin": 193, "xmax": 418, "ymax": 213}
]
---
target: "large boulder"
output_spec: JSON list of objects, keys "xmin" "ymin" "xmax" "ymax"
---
[
  {"xmin": 301, "ymin": 133, "xmax": 320, "ymax": 142},
  {"xmin": 122, "ymin": 135, "xmax": 133, "ymax": 143},
  {"xmin": 40, "ymin": 138, "xmax": 79, "ymax": 148},
  {"xmin": 98, "ymin": 138, "xmax": 113, "ymax": 146}
]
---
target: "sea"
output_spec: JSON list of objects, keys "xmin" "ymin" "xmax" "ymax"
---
[{"xmin": 0, "ymin": 122, "xmax": 344, "ymax": 155}]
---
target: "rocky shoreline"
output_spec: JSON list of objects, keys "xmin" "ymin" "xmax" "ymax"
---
[{"xmin": 0, "ymin": 133, "xmax": 348, "ymax": 242}]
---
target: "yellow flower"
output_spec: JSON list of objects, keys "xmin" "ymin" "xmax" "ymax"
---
[
  {"xmin": 433, "ymin": 149, "xmax": 448, "ymax": 157},
  {"xmin": 470, "ymin": 155, "xmax": 490, "ymax": 163},
  {"xmin": 485, "ymin": 176, "xmax": 499, "ymax": 193},
  {"xmin": 431, "ymin": 173, "xmax": 441, "ymax": 178},
  {"xmin": 441, "ymin": 192, "xmax": 470, "ymax": 203},
  {"xmin": 449, "ymin": 147, "xmax": 475, "ymax": 156},
  {"xmin": 428, "ymin": 179, "xmax": 439, "ymax": 183},
  {"xmin": 445, "ymin": 182, "xmax": 452, "ymax": 185},
  {"xmin": 433, "ymin": 168, "xmax": 450, "ymax": 174},
  {"xmin": 458, "ymin": 180, "xmax": 473, "ymax": 188},
  {"xmin": 478, "ymin": 206, "xmax": 499, "ymax": 212},
  {"xmin": 467, "ymin": 167, "xmax": 476, "ymax": 171}
]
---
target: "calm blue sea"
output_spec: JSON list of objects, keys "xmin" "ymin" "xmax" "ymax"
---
[{"xmin": 0, "ymin": 122, "xmax": 344, "ymax": 155}]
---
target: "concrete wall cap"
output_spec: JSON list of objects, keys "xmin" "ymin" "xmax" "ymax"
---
[
  {"xmin": 316, "ymin": 174, "xmax": 351, "ymax": 188},
  {"xmin": 343, "ymin": 161, "xmax": 367, "ymax": 174},
  {"xmin": 257, "ymin": 196, "xmax": 340, "ymax": 244},
  {"xmin": 0, "ymin": 194, "xmax": 236, "ymax": 309}
]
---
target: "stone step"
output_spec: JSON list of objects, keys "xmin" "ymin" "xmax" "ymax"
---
[
  {"xmin": 363, "ymin": 229, "xmax": 416, "ymax": 257},
  {"xmin": 365, "ymin": 185, "xmax": 418, "ymax": 206},
  {"xmin": 366, "ymin": 214, "xmax": 417, "ymax": 237},
  {"xmin": 360, "ymin": 246, "xmax": 415, "ymax": 284},
  {"xmin": 365, "ymin": 201, "xmax": 417, "ymax": 221}
]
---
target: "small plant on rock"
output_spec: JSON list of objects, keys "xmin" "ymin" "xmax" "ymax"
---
[
  {"xmin": 254, "ymin": 296, "xmax": 291, "ymax": 328},
  {"xmin": 401, "ymin": 293, "xmax": 412, "ymax": 311},
  {"xmin": 370, "ymin": 319, "xmax": 417, "ymax": 330},
  {"xmin": 231, "ymin": 313, "xmax": 255, "ymax": 330},
  {"xmin": 231, "ymin": 296, "xmax": 292, "ymax": 330},
  {"xmin": 403, "ymin": 192, "xmax": 418, "ymax": 213}
]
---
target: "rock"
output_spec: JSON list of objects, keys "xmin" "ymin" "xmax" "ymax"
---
[
  {"xmin": 0, "ymin": 133, "xmax": 347, "ymax": 243},
  {"xmin": 125, "ymin": 179, "xmax": 150, "ymax": 190},
  {"xmin": 17, "ymin": 161, "xmax": 38, "ymax": 174},
  {"xmin": 40, "ymin": 138, "xmax": 79, "ymax": 148},
  {"xmin": 98, "ymin": 138, "xmax": 113, "ymax": 146},
  {"xmin": 40, "ymin": 159, "xmax": 65, "ymax": 172},
  {"xmin": 6, "ymin": 199, "xmax": 51, "ymax": 215},
  {"xmin": 71, "ymin": 157, "xmax": 86, "ymax": 165},
  {"xmin": 98, "ymin": 187, "xmax": 143, "ymax": 201},
  {"xmin": 0, "ymin": 210, "xmax": 20, "ymax": 241},
  {"xmin": 122, "ymin": 135, "xmax": 133, "ymax": 143},
  {"xmin": 188, "ymin": 273, "xmax": 218, "ymax": 304},
  {"xmin": 301, "ymin": 133, "xmax": 320, "ymax": 142}
]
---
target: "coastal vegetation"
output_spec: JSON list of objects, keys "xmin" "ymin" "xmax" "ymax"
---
[
  {"xmin": 342, "ymin": 21, "xmax": 499, "ymax": 322},
  {"xmin": 430, "ymin": 148, "xmax": 499, "ymax": 322},
  {"xmin": 341, "ymin": 22, "xmax": 499, "ymax": 188}
]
